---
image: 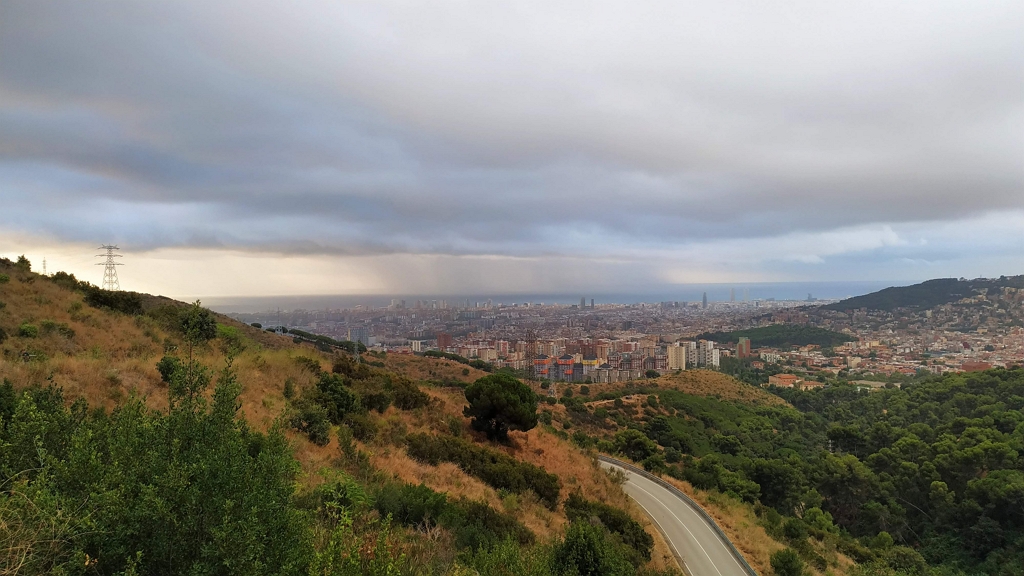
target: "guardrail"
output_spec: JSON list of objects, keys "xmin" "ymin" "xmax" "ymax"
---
[{"xmin": 598, "ymin": 455, "xmax": 760, "ymax": 576}]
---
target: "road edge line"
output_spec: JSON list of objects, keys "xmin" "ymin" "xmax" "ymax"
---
[{"xmin": 598, "ymin": 455, "xmax": 760, "ymax": 576}]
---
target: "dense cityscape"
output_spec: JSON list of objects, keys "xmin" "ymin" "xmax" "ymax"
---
[{"xmin": 226, "ymin": 279, "xmax": 1024, "ymax": 387}]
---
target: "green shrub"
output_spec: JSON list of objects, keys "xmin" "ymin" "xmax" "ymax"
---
[
  {"xmin": 782, "ymin": 517, "xmax": 808, "ymax": 541},
  {"xmin": 18, "ymin": 323, "xmax": 38, "ymax": 338},
  {"xmin": 0, "ymin": 273, "xmax": 9, "ymax": 284},
  {"xmin": 39, "ymin": 320, "xmax": 75, "ymax": 339},
  {"xmin": 447, "ymin": 498, "xmax": 534, "ymax": 550},
  {"xmin": 156, "ymin": 355, "xmax": 182, "ymax": 383},
  {"xmin": 315, "ymin": 371, "xmax": 357, "ymax": 424},
  {"xmin": 315, "ymin": 473, "xmax": 368, "ymax": 514},
  {"xmin": 283, "ymin": 378, "xmax": 295, "ymax": 400},
  {"xmin": 290, "ymin": 400, "xmax": 332, "ymax": 446},
  {"xmin": 83, "ymin": 288, "xmax": 143, "ymax": 315},
  {"xmin": 345, "ymin": 412, "xmax": 378, "ymax": 442},
  {"xmin": 216, "ymin": 324, "xmax": 246, "ymax": 353},
  {"xmin": 375, "ymin": 482, "xmax": 533, "ymax": 550},
  {"xmin": 468, "ymin": 359, "xmax": 491, "ymax": 372},
  {"xmin": 613, "ymin": 429, "xmax": 657, "ymax": 462},
  {"xmin": 564, "ymin": 492, "xmax": 653, "ymax": 565},
  {"xmin": 554, "ymin": 521, "xmax": 634, "ymax": 576},
  {"xmin": 445, "ymin": 414, "xmax": 463, "ymax": 436},
  {"xmin": 405, "ymin": 433, "xmax": 561, "ymax": 509},
  {"xmin": 388, "ymin": 377, "xmax": 430, "ymax": 410},
  {"xmin": 332, "ymin": 354, "xmax": 371, "ymax": 380},
  {"xmin": 770, "ymin": 548, "xmax": 805, "ymax": 576},
  {"xmin": 375, "ymin": 482, "xmax": 449, "ymax": 526},
  {"xmin": 0, "ymin": 362, "xmax": 309, "ymax": 574},
  {"xmin": 360, "ymin": 391, "xmax": 393, "ymax": 413},
  {"xmin": 293, "ymin": 356, "xmax": 322, "ymax": 374}
]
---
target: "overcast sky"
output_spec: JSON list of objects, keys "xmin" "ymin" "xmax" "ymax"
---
[{"xmin": 2, "ymin": 1, "xmax": 1022, "ymax": 297}]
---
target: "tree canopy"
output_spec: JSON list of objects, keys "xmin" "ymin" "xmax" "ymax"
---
[{"xmin": 463, "ymin": 372, "xmax": 539, "ymax": 441}]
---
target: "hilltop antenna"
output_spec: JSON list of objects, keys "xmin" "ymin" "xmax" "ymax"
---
[
  {"xmin": 96, "ymin": 245, "xmax": 123, "ymax": 291},
  {"xmin": 42, "ymin": 257, "xmax": 47, "ymax": 276}
]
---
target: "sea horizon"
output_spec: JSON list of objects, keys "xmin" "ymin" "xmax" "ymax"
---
[{"xmin": 197, "ymin": 280, "xmax": 907, "ymax": 314}]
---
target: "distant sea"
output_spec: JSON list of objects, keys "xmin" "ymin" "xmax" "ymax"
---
[{"xmin": 201, "ymin": 281, "xmax": 905, "ymax": 314}]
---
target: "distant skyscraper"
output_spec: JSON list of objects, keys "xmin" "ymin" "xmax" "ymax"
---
[
  {"xmin": 743, "ymin": 288, "xmax": 749, "ymax": 302},
  {"xmin": 730, "ymin": 288, "xmax": 735, "ymax": 302},
  {"xmin": 702, "ymin": 292, "xmax": 708, "ymax": 309},
  {"xmin": 590, "ymin": 298, "xmax": 594, "ymax": 308},
  {"xmin": 580, "ymin": 297, "xmax": 586, "ymax": 308}
]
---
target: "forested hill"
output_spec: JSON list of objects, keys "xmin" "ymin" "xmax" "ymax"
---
[
  {"xmin": 824, "ymin": 275, "xmax": 1024, "ymax": 312},
  {"xmin": 557, "ymin": 365, "xmax": 1024, "ymax": 575},
  {"xmin": 697, "ymin": 324, "xmax": 856, "ymax": 348}
]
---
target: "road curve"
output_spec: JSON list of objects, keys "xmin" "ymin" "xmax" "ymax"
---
[{"xmin": 599, "ymin": 457, "xmax": 757, "ymax": 576}]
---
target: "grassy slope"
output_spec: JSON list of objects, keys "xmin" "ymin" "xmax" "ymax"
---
[{"xmin": 0, "ymin": 267, "xmax": 683, "ymax": 571}]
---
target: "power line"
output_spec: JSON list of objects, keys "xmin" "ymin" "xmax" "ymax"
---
[{"xmin": 96, "ymin": 245, "xmax": 123, "ymax": 291}]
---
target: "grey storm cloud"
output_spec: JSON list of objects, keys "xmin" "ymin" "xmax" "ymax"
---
[{"xmin": 1, "ymin": 0, "xmax": 1022, "ymax": 264}]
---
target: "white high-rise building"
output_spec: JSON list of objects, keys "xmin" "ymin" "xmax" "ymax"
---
[
  {"xmin": 667, "ymin": 344, "xmax": 687, "ymax": 370},
  {"xmin": 697, "ymin": 340, "xmax": 720, "ymax": 368}
]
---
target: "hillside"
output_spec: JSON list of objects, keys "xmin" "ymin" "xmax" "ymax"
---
[
  {"xmin": 543, "ymin": 359, "xmax": 1024, "ymax": 576},
  {"xmin": 697, "ymin": 324, "xmax": 856, "ymax": 349},
  {"xmin": 824, "ymin": 275, "xmax": 1024, "ymax": 312},
  {"xmin": 0, "ymin": 258, "xmax": 684, "ymax": 576}
]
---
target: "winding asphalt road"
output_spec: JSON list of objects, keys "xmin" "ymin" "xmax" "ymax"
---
[{"xmin": 599, "ymin": 458, "xmax": 756, "ymax": 576}]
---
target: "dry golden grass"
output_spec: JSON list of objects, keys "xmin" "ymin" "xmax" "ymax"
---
[
  {"xmin": 657, "ymin": 370, "xmax": 787, "ymax": 406},
  {"xmin": 575, "ymin": 369, "xmax": 785, "ymax": 407},
  {"xmin": 381, "ymin": 353, "xmax": 490, "ymax": 383}
]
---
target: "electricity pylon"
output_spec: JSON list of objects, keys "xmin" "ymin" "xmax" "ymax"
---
[{"xmin": 96, "ymin": 245, "xmax": 123, "ymax": 291}]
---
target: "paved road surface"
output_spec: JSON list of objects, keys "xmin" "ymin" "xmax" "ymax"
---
[{"xmin": 600, "ymin": 459, "xmax": 754, "ymax": 576}]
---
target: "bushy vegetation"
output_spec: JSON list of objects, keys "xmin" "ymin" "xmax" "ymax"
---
[
  {"xmin": 583, "ymin": 368, "xmax": 1024, "ymax": 574},
  {"xmin": 389, "ymin": 376, "xmax": 431, "ymax": 410},
  {"xmin": 0, "ymin": 363, "xmax": 308, "ymax": 575},
  {"xmin": 406, "ymin": 433, "xmax": 561, "ymax": 509},
  {"xmin": 375, "ymin": 481, "xmax": 534, "ymax": 550},
  {"xmin": 697, "ymin": 324, "xmax": 856, "ymax": 349},
  {"xmin": 564, "ymin": 492, "xmax": 654, "ymax": 566}
]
